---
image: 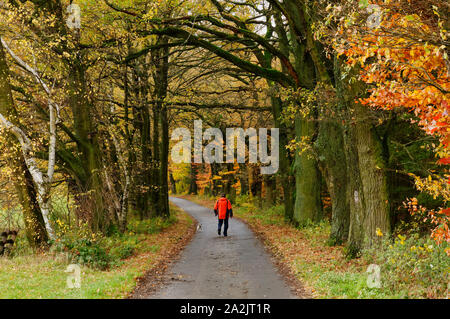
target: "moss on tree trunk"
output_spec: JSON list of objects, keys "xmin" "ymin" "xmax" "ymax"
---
[
  {"xmin": 336, "ymin": 63, "xmax": 390, "ymax": 256},
  {"xmin": 0, "ymin": 40, "xmax": 49, "ymax": 247},
  {"xmin": 315, "ymin": 119, "xmax": 350, "ymax": 245},
  {"xmin": 293, "ymin": 116, "xmax": 323, "ymax": 225}
]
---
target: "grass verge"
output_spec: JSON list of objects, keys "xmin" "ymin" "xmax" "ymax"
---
[
  {"xmin": 0, "ymin": 204, "xmax": 194, "ymax": 299},
  {"xmin": 181, "ymin": 194, "xmax": 449, "ymax": 299}
]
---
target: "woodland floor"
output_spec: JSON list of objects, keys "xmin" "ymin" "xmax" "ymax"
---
[{"xmin": 131, "ymin": 197, "xmax": 305, "ymax": 298}]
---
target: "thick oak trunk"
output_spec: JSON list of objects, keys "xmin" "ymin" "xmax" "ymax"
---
[
  {"xmin": 270, "ymin": 96, "xmax": 295, "ymax": 221},
  {"xmin": 344, "ymin": 102, "xmax": 390, "ymax": 256},
  {"xmin": 336, "ymin": 63, "xmax": 390, "ymax": 256},
  {"xmin": 293, "ymin": 116, "xmax": 323, "ymax": 225},
  {"xmin": 315, "ymin": 119, "xmax": 350, "ymax": 245}
]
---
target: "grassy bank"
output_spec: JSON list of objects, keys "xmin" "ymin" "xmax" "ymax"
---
[
  {"xmin": 182, "ymin": 194, "xmax": 449, "ymax": 299},
  {"xmin": 0, "ymin": 205, "xmax": 194, "ymax": 299}
]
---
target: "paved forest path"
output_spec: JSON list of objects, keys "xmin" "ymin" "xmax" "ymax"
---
[{"xmin": 142, "ymin": 197, "xmax": 296, "ymax": 299}]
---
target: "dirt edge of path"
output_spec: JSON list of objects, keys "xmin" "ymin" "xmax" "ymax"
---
[{"xmin": 128, "ymin": 214, "xmax": 198, "ymax": 299}]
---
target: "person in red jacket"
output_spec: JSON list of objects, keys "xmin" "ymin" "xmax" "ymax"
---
[{"xmin": 214, "ymin": 193, "xmax": 233, "ymax": 237}]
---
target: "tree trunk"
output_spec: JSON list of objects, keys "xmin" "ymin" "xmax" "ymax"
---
[
  {"xmin": 0, "ymin": 40, "xmax": 49, "ymax": 247},
  {"xmin": 249, "ymin": 165, "xmax": 262, "ymax": 206},
  {"xmin": 315, "ymin": 119, "xmax": 350, "ymax": 245},
  {"xmin": 210, "ymin": 163, "xmax": 221, "ymax": 196},
  {"xmin": 188, "ymin": 162, "xmax": 198, "ymax": 195},
  {"xmin": 271, "ymin": 96, "xmax": 295, "ymax": 221},
  {"xmin": 152, "ymin": 36, "xmax": 170, "ymax": 218},
  {"xmin": 16, "ymin": 162, "xmax": 50, "ymax": 247},
  {"xmin": 336, "ymin": 62, "xmax": 390, "ymax": 256},
  {"xmin": 68, "ymin": 58, "xmax": 105, "ymax": 232},
  {"xmin": 169, "ymin": 172, "xmax": 177, "ymax": 194},
  {"xmin": 134, "ymin": 59, "xmax": 152, "ymax": 220},
  {"xmin": 247, "ymin": 165, "xmax": 255, "ymax": 199},
  {"xmin": 158, "ymin": 102, "xmax": 170, "ymax": 217},
  {"xmin": 237, "ymin": 163, "xmax": 248, "ymax": 195},
  {"xmin": 344, "ymin": 103, "xmax": 391, "ymax": 256},
  {"xmin": 263, "ymin": 174, "xmax": 276, "ymax": 207},
  {"xmin": 315, "ymin": 56, "xmax": 350, "ymax": 244},
  {"xmin": 293, "ymin": 116, "xmax": 323, "ymax": 225}
]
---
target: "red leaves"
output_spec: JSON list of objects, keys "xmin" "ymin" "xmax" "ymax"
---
[
  {"xmin": 335, "ymin": 9, "xmax": 449, "ymax": 158},
  {"xmin": 441, "ymin": 208, "xmax": 450, "ymax": 217},
  {"xmin": 437, "ymin": 158, "xmax": 450, "ymax": 165},
  {"xmin": 339, "ymin": 8, "xmax": 450, "ymax": 247}
]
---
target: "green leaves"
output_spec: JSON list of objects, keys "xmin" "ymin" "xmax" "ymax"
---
[{"xmin": 359, "ymin": 0, "xmax": 369, "ymax": 9}]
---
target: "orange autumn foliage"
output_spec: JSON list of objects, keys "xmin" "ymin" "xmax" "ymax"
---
[{"xmin": 334, "ymin": 0, "xmax": 449, "ymax": 247}]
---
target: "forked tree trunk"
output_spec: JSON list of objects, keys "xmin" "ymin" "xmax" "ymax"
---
[
  {"xmin": 16, "ymin": 163, "xmax": 50, "ymax": 247},
  {"xmin": 344, "ymin": 102, "xmax": 390, "ymax": 256},
  {"xmin": 315, "ymin": 59, "xmax": 350, "ymax": 245},
  {"xmin": 0, "ymin": 40, "xmax": 49, "ymax": 247},
  {"xmin": 336, "ymin": 62, "xmax": 390, "ymax": 256}
]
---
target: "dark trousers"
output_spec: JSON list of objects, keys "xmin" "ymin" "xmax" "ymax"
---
[{"xmin": 218, "ymin": 218, "xmax": 229, "ymax": 235}]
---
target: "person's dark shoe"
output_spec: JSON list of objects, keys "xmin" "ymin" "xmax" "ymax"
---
[
  {"xmin": 224, "ymin": 233, "xmax": 227, "ymax": 237},
  {"xmin": 218, "ymin": 229, "xmax": 221, "ymax": 236}
]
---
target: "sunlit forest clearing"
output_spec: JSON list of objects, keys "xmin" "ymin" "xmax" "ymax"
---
[{"xmin": 0, "ymin": 0, "xmax": 448, "ymax": 299}]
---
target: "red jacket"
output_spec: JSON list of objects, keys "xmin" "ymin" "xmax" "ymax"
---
[{"xmin": 214, "ymin": 197, "xmax": 233, "ymax": 219}]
